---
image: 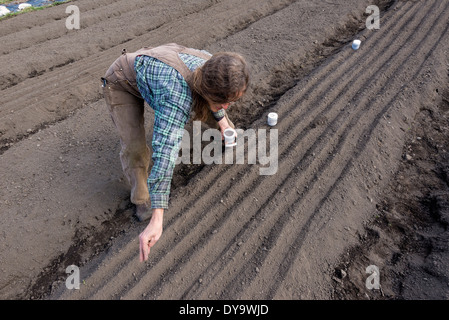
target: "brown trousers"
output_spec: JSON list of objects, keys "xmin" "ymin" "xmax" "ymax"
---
[
  {"xmin": 103, "ymin": 44, "xmax": 233, "ymax": 206},
  {"xmin": 103, "ymin": 55, "xmax": 150, "ymax": 205}
]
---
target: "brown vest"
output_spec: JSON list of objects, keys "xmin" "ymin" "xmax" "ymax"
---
[
  {"xmin": 104, "ymin": 43, "xmax": 232, "ymax": 128},
  {"xmin": 121, "ymin": 43, "xmax": 212, "ymax": 94}
]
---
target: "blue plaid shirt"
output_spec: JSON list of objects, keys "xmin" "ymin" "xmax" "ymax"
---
[{"xmin": 134, "ymin": 51, "xmax": 225, "ymax": 209}]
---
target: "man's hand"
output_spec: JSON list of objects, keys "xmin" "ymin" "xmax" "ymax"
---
[
  {"xmin": 217, "ymin": 116, "xmax": 234, "ymax": 139},
  {"xmin": 139, "ymin": 208, "xmax": 164, "ymax": 262}
]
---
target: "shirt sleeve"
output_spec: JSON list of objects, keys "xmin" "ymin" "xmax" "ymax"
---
[
  {"xmin": 148, "ymin": 121, "xmax": 184, "ymax": 209},
  {"xmin": 211, "ymin": 109, "xmax": 226, "ymax": 121},
  {"xmin": 147, "ymin": 72, "xmax": 190, "ymax": 209}
]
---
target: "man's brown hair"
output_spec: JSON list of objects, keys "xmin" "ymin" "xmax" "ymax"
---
[{"xmin": 190, "ymin": 52, "xmax": 250, "ymax": 122}]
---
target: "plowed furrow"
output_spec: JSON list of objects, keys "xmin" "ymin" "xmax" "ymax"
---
[
  {"xmin": 0, "ymin": 0, "xmax": 296, "ymax": 145},
  {"xmin": 192, "ymin": 5, "xmax": 445, "ymax": 300},
  {"xmin": 0, "ymin": 0, "xmax": 123, "ymax": 37},
  {"xmin": 49, "ymin": 0, "xmax": 438, "ymax": 297},
  {"xmin": 0, "ymin": 0, "xmax": 147, "ymax": 54},
  {"xmin": 223, "ymin": 0, "xmax": 449, "ymax": 300},
  {"xmin": 0, "ymin": 0, "xmax": 216, "ymax": 88},
  {"xmin": 163, "ymin": 0, "xmax": 438, "ymax": 300}
]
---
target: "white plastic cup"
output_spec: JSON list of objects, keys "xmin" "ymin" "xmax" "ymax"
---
[
  {"xmin": 267, "ymin": 112, "xmax": 278, "ymax": 126},
  {"xmin": 352, "ymin": 39, "xmax": 361, "ymax": 50},
  {"xmin": 224, "ymin": 128, "xmax": 237, "ymax": 147}
]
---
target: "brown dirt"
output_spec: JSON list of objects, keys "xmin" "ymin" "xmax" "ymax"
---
[{"xmin": 0, "ymin": 0, "xmax": 448, "ymax": 300}]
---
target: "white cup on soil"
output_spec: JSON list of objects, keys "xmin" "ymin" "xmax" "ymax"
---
[
  {"xmin": 224, "ymin": 128, "xmax": 237, "ymax": 147},
  {"xmin": 352, "ymin": 39, "xmax": 361, "ymax": 50},
  {"xmin": 268, "ymin": 112, "xmax": 278, "ymax": 126}
]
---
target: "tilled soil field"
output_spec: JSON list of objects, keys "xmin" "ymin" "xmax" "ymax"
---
[{"xmin": 0, "ymin": 0, "xmax": 448, "ymax": 300}]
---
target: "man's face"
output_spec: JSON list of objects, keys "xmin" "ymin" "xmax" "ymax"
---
[{"xmin": 206, "ymin": 91, "xmax": 244, "ymax": 113}]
